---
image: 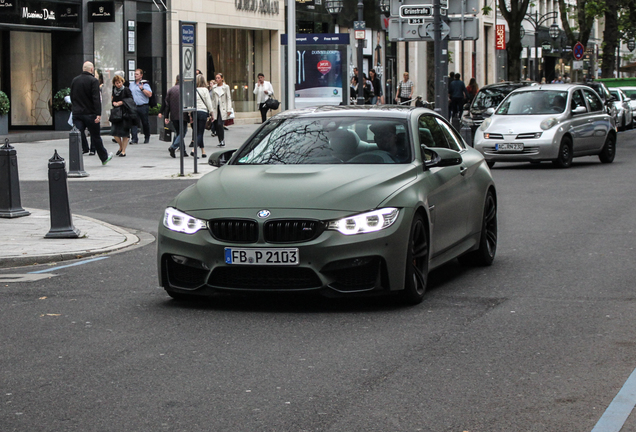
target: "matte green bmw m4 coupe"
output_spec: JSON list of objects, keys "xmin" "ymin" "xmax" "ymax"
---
[{"xmin": 157, "ymin": 106, "xmax": 497, "ymax": 304}]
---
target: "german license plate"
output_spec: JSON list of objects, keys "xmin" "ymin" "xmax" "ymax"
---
[
  {"xmin": 496, "ymin": 143, "xmax": 524, "ymax": 151},
  {"xmin": 225, "ymin": 248, "xmax": 299, "ymax": 265}
]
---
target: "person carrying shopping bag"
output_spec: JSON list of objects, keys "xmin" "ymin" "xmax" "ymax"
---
[{"xmin": 253, "ymin": 72, "xmax": 274, "ymax": 123}]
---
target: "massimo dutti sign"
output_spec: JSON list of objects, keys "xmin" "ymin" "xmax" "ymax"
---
[
  {"xmin": 87, "ymin": 1, "xmax": 114, "ymax": 22},
  {"xmin": 0, "ymin": 0, "xmax": 81, "ymax": 30}
]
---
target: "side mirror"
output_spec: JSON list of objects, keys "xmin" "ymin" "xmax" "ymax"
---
[
  {"xmin": 208, "ymin": 149, "xmax": 237, "ymax": 167},
  {"xmin": 609, "ymin": 95, "xmax": 618, "ymax": 102},
  {"xmin": 422, "ymin": 147, "xmax": 463, "ymax": 168},
  {"xmin": 572, "ymin": 106, "xmax": 587, "ymax": 114},
  {"xmin": 485, "ymin": 107, "xmax": 495, "ymax": 116}
]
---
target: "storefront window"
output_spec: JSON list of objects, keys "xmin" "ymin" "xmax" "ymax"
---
[
  {"xmin": 10, "ymin": 31, "xmax": 52, "ymax": 126},
  {"xmin": 207, "ymin": 28, "xmax": 256, "ymax": 113},
  {"xmin": 94, "ymin": 3, "xmax": 124, "ymax": 127}
]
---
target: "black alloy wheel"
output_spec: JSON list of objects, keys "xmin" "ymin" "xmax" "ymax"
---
[
  {"xmin": 599, "ymin": 133, "xmax": 616, "ymax": 163},
  {"xmin": 400, "ymin": 214, "xmax": 429, "ymax": 305},
  {"xmin": 458, "ymin": 190, "xmax": 497, "ymax": 266},
  {"xmin": 553, "ymin": 136, "xmax": 573, "ymax": 168}
]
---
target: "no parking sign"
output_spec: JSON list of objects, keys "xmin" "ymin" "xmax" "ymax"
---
[{"xmin": 573, "ymin": 42, "xmax": 585, "ymax": 60}]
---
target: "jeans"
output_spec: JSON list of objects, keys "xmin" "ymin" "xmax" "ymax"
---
[
  {"xmin": 131, "ymin": 104, "xmax": 150, "ymax": 142},
  {"xmin": 214, "ymin": 106, "xmax": 225, "ymax": 143},
  {"xmin": 73, "ymin": 114, "xmax": 107, "ymax": 161},
  {"xmin": 195, "ymin": 110, "xmax": 208, "ymax": 149},
  {"xmin": 169, "ymin": 118, "xmax": 189, "ymax": 151}
]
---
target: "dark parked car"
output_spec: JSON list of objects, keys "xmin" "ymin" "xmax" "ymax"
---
[
  {"xmin": 577, "ymin": 81, "xmax": 619, "ymax": 126},
  {"xmin": 461, "ymin": 81, "xmax": 537, "ymax": 137}
]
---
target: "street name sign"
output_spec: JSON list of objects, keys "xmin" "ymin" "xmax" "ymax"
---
[{"xmin": 399, "ymin": 5, "xmax": 433, "ymax": 18}]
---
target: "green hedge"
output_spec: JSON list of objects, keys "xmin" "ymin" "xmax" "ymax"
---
[{"xmin": 596, "ymin": 78, "xmax": 636, "ymax": 88}]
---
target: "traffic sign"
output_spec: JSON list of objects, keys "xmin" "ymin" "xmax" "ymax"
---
[
  {"xmin": 573, "ymin": 42, "xmax": 585, "ymax": 60},
  {"xmin": 388, "ymin": 18, "xmax": 433, "ymax": 41},
  {"xmin": 425, "ymin": 21, "xmax": 450, "ymax": 39},
  {"xmin": 399, "ymin": 5, "xmax": 432, "ymax": 18}
]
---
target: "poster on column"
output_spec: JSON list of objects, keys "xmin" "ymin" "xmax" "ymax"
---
[{"xmin": 295, "ymin": 48, "xmax": 346, "ymax": 108}]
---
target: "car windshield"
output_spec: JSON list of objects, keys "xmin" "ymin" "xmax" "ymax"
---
[
  {"xmin": 472, "ymin": 87, "xmax": 510, "ymax": 110},
  {"xmin": 496, "ymin": 90, "xmax": 569, "ymax": 115},
  {"xmin": 622, "ymin": 89, "xmax": 636, "ymax": 100},
  {"xmin": 233, "ymin": 117, "xmax": 411, "ymax": 165}
]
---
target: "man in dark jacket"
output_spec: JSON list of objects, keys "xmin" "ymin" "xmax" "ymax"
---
[
  {"xmin": 159, "ymin": 75, "xmax": 189, "ymax": 158},
  {"xmin": 448, "ymin": 73, "xmax": 468, "ymax": 119},
  {"xmin": 70, "ymin": 61, "xmax": 112, "ymax": 165}
]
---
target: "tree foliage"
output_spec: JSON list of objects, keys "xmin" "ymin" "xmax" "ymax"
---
[{"xmin": 499, "ymin": 0, "xmax": 532, "ymax": 80}]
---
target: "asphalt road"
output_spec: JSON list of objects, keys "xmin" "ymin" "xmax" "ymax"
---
[{"xmin": 2, "ymin": 129, "xmax": 636, "ymax": 431}]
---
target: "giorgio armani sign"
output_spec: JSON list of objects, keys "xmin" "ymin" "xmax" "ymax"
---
[
  {"xmin": 235, "ymin": 0, "xmax": 279, "ymax": 15},
  {"xmin": 0, "ymin": 0, "xmax": 81, "ymax": 29}
]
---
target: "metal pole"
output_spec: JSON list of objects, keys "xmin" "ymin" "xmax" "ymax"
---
[
  {"xmin": 535, "ymin": 12, "xmax": 539, "ymax": 81},
  {"xmin": 433, "ymin": 0, "xmax": 448, "ymax": 119},
  {"xmin": 287, "ymin": 0, "xmax": 296, "ymax": 110},
  {"xmin": 357, "ymin": 0, "xmax": 365, "ymax": 106}
]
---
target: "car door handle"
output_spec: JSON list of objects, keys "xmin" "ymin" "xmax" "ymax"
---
[{"xmin": 460, "ymin": 166, "xmax": 467, "ymax": 176}]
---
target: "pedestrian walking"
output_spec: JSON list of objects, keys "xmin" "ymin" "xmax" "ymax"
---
[
  {"xmin": 210, "ymin": 73, "xmax": 233, "ymax": 147},
  {"xmin": 253, "ymin": 72, "xmax": 274, "ymax": 123},
  {"xmin": 70, "ymin": 61, "xmax": 113, "ymax": 165},
  {"xmin": 369, "ymin": 69, "xmax": 383, "ymax": 105},
  {"xmin": 110, "ymin": 75, "xmax": 135, "ymax": 157},
  {"xmin": 466, "ymin": 78, "xmax": 479, "ymax": 104},
  {"xmin": 395, "ymin": 72, "xmax": 414, "ymax": 106},
  {"xmin": 159, "ymin": 75, "xmax": 189, "ymax": 158},
  {"xmin": 193, "ymin": 74, "xmax": 214, "ymax": 158},
  {"xmin": 448, "ymin": 73, "xmax": 468, "ymax": 119},
  {"xmin": 129, "ymin": 68, "xmax": 152, "ymax": 144}
]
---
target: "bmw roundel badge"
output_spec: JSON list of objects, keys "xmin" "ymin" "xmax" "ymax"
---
[{"xmin": 257, "ymin": 210, "xmax": 271, "ymax": 218}]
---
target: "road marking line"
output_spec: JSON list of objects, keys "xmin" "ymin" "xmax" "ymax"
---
[
  {"xmin": 28, "ymin": 256, "xmax": 109, "ymax": 274},
  {"xmin": 591, "ymin": 367, "xmax": 636, "ymax": 432}
]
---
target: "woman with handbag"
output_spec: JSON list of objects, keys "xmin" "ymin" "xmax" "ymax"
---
[
  {"xmin": 193, "ymin": 74, "xmax": 214, "ymax": 158},
  {"xmin": 110, "ymin": 74, "xmax": 134, "ymax": 157},
  {"xmin": 253, "ymin": 72, "xmax": 274, "ymax": 123},
  {"xmin": 210, "ymin": 73, "xmax": 233, "ymax": 147}
]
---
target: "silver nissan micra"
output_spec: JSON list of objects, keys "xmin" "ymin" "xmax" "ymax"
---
[{"xmin": 473, "ymin": 84, "xmax": 616, "ymax": 168}]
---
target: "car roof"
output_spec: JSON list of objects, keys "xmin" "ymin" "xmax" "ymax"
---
[
  {"xmin": 273, "ymin": 105, "xmax": 437, "ymax": 120},
  {"xmin": 507, "ymin": 83, "xmax": 582, "ymax": 93},
  {"xmin": 479, "ymin": 81, "xmax": 537, "ymax": 92}
]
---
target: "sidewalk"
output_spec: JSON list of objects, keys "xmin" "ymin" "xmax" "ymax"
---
[{"xmin": 0, "ymin": 123, "xmax": 261, "ymax": 269}]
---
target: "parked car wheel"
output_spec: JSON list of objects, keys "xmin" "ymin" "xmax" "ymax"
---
[
  {"xmin": 458, "ymin": 190, "xmax": 497, "ymax": 266},
  {"xmin": 599, "ymin": 132, "xmax": 616, "ymax": 164},
  {"xmin": 553, "ymin": 136, "xmax": 573, "ymax": 168},
  {"xmin": 400, "ymin": 213, "xmax": 429, "ymax": 305},
  {"xmin": 619, "ymin": 114, "xmax": 626, "ymax": 132}
]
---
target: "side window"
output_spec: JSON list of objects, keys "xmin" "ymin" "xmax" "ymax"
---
[
  {"xmin": 583, "ymin": 89, "xmax": 603, "ymax": 112},
  {"xmin": 571, "ymin": 90, "xmax": 586, "ymax": 111},
  {"xmin": 418, "ymin": 114, "xmax": 449, "ymax": 149},
  {"xmin": 435, "ymin": 118, "xmax": 465, "ymax": 151}
]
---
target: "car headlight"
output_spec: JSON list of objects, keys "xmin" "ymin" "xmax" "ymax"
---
[
  {"xmin": 327, "ymin": 208, "xmax": 399, "ymax": 235},
  {"xmin": 479, "ymin": 117, "xmax": 492, "ymax": 131},
  {"xmin": 163, "ymin": 207, "xmax": 206, "ymax": 234},
  {"xmin": 540, "ymin": 117, "xmax": 558, "ymax": 130}
]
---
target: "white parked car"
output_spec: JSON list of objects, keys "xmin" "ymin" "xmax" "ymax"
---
[
  {"xmin": 609, "ymin": 88, "xmax": 634, "ymax": 131},
  {"xmin": 474, "ymin": 84, "xmax": 616, "ymax": 168},
  {"xmin": 619, "ymin": 86, "xmax": 636, "ymax": 121}
]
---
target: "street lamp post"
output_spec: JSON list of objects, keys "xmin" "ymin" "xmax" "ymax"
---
[
  {"xmin": 524, "ymin": 11, "xmax": 559, "ymax": 81},
  {"xmin": 356, "ymin": 0, "xmax": 365, "ymax": 105}
]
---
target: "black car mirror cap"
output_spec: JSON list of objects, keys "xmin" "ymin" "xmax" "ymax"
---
[
  {"xmin": 422, "ymin": 147, "xmax": 463, "ymax": 168},
  {"xmin": 208, "ymin": 149, "xmax": 237, "ymax": 167}
]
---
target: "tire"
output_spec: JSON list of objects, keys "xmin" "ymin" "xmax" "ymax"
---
[
  {"xmin": 399, "ymin": 214, "xmax": 429, "ymax": 305},
  {"xmin": 486, "ymin": 161, "xmax": 495, "ymax": 169},
  {"xmin": 619, "ymin": 114, "xmax": 626, "ymax": 132},
  {"xmin": 599, "ymin": 132, "xmax": 616, "ymax": 164},
  {"xmin": 458, "ymin": 190, "xmax": 497, "ymax": 266},
  {"xmin": 552, "ymin": 136, "xmax": 573, "ymax": 168}
]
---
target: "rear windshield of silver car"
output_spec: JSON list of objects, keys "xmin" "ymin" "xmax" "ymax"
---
[
  {"xmin": 496, "ymin": 90, "xmax": 568, "ymax": 115},
  {"xmin": 234, "ymin": 117, "xmax": 412, "ymax": 165}
]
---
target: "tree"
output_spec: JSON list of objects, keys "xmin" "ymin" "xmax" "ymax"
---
[
  {"xmin": 601, "ymin": 0, "xmax": 619, "ymax": 78},
  {"xmin": 499, "ymin": 0, "xmax": 532, "ymax": 80}
]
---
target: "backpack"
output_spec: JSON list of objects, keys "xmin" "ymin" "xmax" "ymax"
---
[{"xmin": 149, "ymin": 92, "xmax": 158, "ymax": 108}]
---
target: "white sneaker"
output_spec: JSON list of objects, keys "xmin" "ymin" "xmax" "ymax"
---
[
  {"xmin": 218, "ymin": 141, "xmax": 225, "ymax": 147},
  {"xmin": 102, "ymin": 152, "xmax": 114, "ymax": 165}
]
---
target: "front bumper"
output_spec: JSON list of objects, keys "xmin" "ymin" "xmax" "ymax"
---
[
  {"xmin": 157, "ymin": 207, "xmax": 415, "ymax": 298},
  {"xmin": 473, "ymin": 130, "xmax": 560, "ymax": 162}
]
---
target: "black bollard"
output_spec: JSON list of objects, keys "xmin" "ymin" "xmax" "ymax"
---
[
  {"xmin": 45, "ymin": 150, "xmax": 80, "ymax": 239},
  {"xmin": 0, "ymin": 138, "xmax": 30, "ymax": 218},
  {"xmin": 67, "ymin": 126, "xmax": 89, "ymax": 178},
  {"xmin": 460, "ymin": 124, "xmax": 474, "ymax": 147}
]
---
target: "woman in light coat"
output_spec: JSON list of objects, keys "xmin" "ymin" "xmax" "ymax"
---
[
  {"xmin": 193, "ymin": 74, "xmax": 214, "ymax": 158},
  {"xmin": 253, "ymin": 72, "xmax": 274, "ymax": 123},
  {"xmin": 210, "ymin": 73, "xmax": 233, "ymax": 147}
]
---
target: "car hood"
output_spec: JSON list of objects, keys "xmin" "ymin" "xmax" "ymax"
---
[
  {"xmin": 174, "ymin": 164, "xmax": 418, "ymax": 212},
  {"xmin": 487, "ymin": 114, "xmax": 562, "ymax": 133}
]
